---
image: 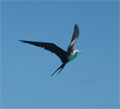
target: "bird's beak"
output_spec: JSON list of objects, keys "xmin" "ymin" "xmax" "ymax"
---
[{"xmin": 79, "ymin": 51, "xmax": 84, "ymax": 53}]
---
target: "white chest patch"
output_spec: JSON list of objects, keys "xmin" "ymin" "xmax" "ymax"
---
[{"xmin": 68, "ymin": 53, "xmax": 77, "ymax": 61}]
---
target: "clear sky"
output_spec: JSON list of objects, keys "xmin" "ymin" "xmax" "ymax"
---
[{"xmin": 1, "ymin": 1, "xmax": 119, "ymax": 109}]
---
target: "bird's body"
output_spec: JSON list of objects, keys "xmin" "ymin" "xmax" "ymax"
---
[
  {"xmin": 20, "ymin": 24, "xmax": 82, "ymax": 76},
  {"xmin": 68, "ymin": 50, "xmax": 79, "ymax": 61}
]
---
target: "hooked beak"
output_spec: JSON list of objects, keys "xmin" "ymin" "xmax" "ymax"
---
[{"xmin": 79, "ymin": 51, "xmax": 84, "ymax": 53}]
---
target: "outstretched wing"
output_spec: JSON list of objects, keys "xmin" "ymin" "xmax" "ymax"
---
[
  {"xmin": 67, "ymin": 24, "xmax": 79, "ymax": 54},
  {"xmin": 20, "ymin": 40, "xmax": 68, "ymax": 63}
]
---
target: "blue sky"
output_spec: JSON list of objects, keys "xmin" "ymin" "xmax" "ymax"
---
[{"xmin": 1, "ymin": 1, "xmax": 119, "ymax": 108}]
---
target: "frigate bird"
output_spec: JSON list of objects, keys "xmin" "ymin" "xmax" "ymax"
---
[{"xmin": 20, "ymin": 24, "xmax": 83, "ymax": 76}]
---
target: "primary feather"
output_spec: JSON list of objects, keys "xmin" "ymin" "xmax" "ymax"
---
[
  {"xmin": 67, "ymin": 24, "xmax": 79, "ymax": 54},
  {"xmin": 19, "ymin": 40, "xmax": 69, "ymax": 63}
]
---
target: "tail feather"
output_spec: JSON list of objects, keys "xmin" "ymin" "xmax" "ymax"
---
[
  {"xmin": 51, "ymin": 63, "xmax": 66, "ymax": 77},
  {"xmin": 57, "ymin": 64, "xmax": 66, "ymax": 75}
]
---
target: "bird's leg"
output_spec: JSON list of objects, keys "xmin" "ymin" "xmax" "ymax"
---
[{"xmin": 51, "ymin": 63, "xmax": 66, "ymax": 77}]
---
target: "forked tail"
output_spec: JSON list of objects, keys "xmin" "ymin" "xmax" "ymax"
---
[{"xmin": 51, "ymin": 63, "xmax": 66, "ymax": 77}]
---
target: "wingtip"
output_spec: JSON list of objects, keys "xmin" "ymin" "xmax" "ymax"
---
[
  {"xmin": 19, "ymin": 40, "xmax": 26, "ymax": 43},
  {"xmin": 74, "ymin": 24, "xmax": 79, "ymax": 31},
  {"xmin": 74, "ymin": 24, "xmax": 78, "ymax": 28},
  {"xmin": 19, "ymin": 40, "xmax": 23, "ymax": 42}
]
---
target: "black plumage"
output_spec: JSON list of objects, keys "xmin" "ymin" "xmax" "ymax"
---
[{"xmin": 20, "ymin": 24, "xmax": 79, "ymax": 76}]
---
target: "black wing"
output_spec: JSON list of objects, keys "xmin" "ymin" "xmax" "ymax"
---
[
  {"xmin": 19, "ymin": 40, "xmax": 68, "ymax": 63},
  {"xmin": 67, "ymin": 24, "xmax": 79, "ymax": 54}
]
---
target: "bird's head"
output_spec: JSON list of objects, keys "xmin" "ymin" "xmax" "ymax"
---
[{"xmin": 74, "ymin": 50, "xmax": 84, "ymax": 54}]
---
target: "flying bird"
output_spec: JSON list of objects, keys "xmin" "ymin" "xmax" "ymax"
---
[{"xmin": 20, "ymin": 24, "xmax": 83, "ymax": 76}]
